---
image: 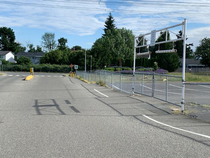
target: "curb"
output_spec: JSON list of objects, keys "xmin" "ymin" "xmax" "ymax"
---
[{"xmin": 25, "ymin": 75, "xmax": 34, "ymax": 81}]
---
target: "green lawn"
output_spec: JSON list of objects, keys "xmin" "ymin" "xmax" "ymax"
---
[{"xmin": 169, "ymin": 72, "xmax": 210, "ymax": 82}]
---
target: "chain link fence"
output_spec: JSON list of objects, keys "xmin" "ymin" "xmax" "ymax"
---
[{"xmin": 77, "ymin": 71, "xmax": 183, "ymax": 106}]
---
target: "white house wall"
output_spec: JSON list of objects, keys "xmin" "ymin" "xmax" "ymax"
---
[{"xmin": 5, "ymin": 52, "xmax": 16, "ymax": 63}]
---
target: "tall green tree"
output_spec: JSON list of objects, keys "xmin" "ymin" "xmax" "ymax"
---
[
  {"xmin": 58, "ymin": 37, "xmax": 68, "ymax": 51},
  {"xmin": 103, "ymin": 12, "xmax": 116, "ymax": 36},
  {"xmin": 152, "ymin": 31, "xmax": 180, "ymax": 72},
  {"xmin": 41, "ymin": 32, "xmax": 56, "ymax": 52},
  {"xmin": 195, "ymin": 37, "xmax": 210, "ymax": 67},
  {"xmin": 0, "ymin": 27, "xmax": 23, "ymax": 53},
  {"xmin": 91, "ymin": 28, "xmax": 134, "ymax": 68}
]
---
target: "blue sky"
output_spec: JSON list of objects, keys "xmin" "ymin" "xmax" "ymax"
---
[{"xmin": 1, "ymin": 0, "xmax": 210, "ymax": 51}]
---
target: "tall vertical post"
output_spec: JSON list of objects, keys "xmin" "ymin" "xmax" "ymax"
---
[
  {"xmin": 166, "ymin": 76, "xmax": 168, "ymax": 101},
  {"xmin": 90, "ymin": 55, "xmax": 92, "ymax": 72},
  {"xmin": 120, "ymin": 74, "xmax": 122, "ymax": 92},
  {"xmin": 85, "ymin": 49, "xmax": 86, "ymax": 72},
  {"xmin": 181, "ymin": 19, "xmax": 187, "ymax": 112},
  {"xmin": 132, "ymin": 37, "xmax": 136, "ymax": 94},
  {"xmin": 111, "ymin": 73, "xmax": 113, "ymax": 88},
  {"xmin": 152, "ymin": 73, "xmax": 155, "ymax": 97}
]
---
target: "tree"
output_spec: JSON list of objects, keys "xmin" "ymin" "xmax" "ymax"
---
[
  {"xmin": 27, "ymin": 43, "xmax": 42, "ymax": 52},
  {"xmin": 195, "ymin": 37, "xmax": 210, "ymax": 67},
  {"xmin": 103, "ymin": 12, "xmax": 116, "ymax": 36},
  {"xmin": 40, "ymin": 50, "xmax": 62, "ymax": 64},
  {"xmin": 14, "ymin": 43, "xmax": 26, "ymax": 53},
  {"xmin": 41, "ymin": 33, "xmax": 56, "ymax": 52},
  {"xmin": 175, "ymin": 30, "xmax": 194, "ymax": 58},
  {"xmin": 152, "ymin": 31, "xmax": 180, "ymax": 72},
  {"xmin": 58, "ymin": 37, "xmax": 68, "ymax": 51},
  {"xmin": 0, "ymin": 27, "xmax": 20, "ymax": 53},
  {"xmin": 68, "ymin": 50, "xmax": 85, "ymax": 67},
  {"xmin": 0, "ymin": 59, "xmax": 10, "ymax": 65},
  {"xmin": 91, "ymin": 28, "xmax": 134, "ymax": 68},
  {"xmin": 71, "ymin": 45, "xmax": 82, "ymax": 51},
  {"xmin": 17, "ymin": 56, "xmax": 32, "ymax": 65}
]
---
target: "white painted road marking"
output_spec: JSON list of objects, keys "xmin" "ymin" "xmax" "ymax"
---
[
  {"xmin": 143, "ymin": 115, "xmax": 210, "ymax": 139},
  {"xmin": 94, "ymin": 89, "xmax": 109, "ymax": 97}
]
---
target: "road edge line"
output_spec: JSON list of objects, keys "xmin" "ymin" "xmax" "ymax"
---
[
  {"xmin": 94, "ymin": 89, "xmax": 109, "ymax": 97},
  {"xmin": 143, "ymin": 114, "xmax": 210, "ymax": 139}
]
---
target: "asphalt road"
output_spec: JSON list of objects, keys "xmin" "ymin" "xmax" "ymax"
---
[{"xmin": 1, "ymin": 72, "xmax": 210, "ymax": 157}]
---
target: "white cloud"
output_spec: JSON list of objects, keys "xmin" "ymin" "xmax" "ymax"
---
[
  {"xmin": 0, "ymin": 0, "xmax": 111, "ymax": 35},
  {"xmin": 111, "ymin": 0, "xmax": 210, "ymax": 48},
  {"xmin": 1, "ymin": 0, "xmax": 210, "ymax": 48}
]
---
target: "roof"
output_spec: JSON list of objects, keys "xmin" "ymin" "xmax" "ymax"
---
[
  {"xmin": 179, "ymin": 58, "xmax": 204, "ymax": 66},
  {"xmin": 0, "ymin": 51, "xmax": 12, "ymax": 55},
  {"xmin": 16, "ymin": 52, "xmax": 45, "ymax": 57}
]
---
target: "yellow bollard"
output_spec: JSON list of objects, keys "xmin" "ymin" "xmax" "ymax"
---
[
  {"xmin": 30, "ymin": 67, "xmax": 34, "ymax": 75},
  {"xmin": 71, "ymin": 72, "xmax": 74, "ymax": 77}
]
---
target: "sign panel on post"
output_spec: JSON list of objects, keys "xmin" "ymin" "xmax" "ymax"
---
[
  {"xmin": 74, "ymin": 65, "xmax": 78, "ymax": 70},
  {"xmin": 150, "ymin": 30, "xmax": 156, "ymax": 46}
]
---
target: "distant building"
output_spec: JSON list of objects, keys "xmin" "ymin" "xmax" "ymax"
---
[
  {"xmin": 179, "ymin": 58, "xmax": 205, "ymax": 68},
  {"xmin": 16, "ymin": 52, "xmax": 45, "ymax": 65},
  {"xmin": 0, "ymin": 51, "xmax": 16, "ymax": 63}
]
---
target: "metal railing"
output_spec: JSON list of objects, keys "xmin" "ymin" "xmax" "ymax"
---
[{"xmin": 77, "ymin": 71, "xmax": 183, "ymax": 107}]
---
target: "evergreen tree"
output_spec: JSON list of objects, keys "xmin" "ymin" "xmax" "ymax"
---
[{"xmin": 103, "ymin": 12, "xmax": 116, "ymax": 36}]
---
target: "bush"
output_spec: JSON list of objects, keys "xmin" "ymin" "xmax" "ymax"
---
[
  {"xmin": 115, "ymin": 67, "xmax": 121, "ymax": 71},
  {"xmin": 105, "ymin": 67, "xmax": 115, "ymax": 71}
]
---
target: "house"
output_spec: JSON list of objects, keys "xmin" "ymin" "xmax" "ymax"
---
[
  {"xmin": 16, "ymin": 52, "xmax": 45, "ymax": 65},
  {"xmin": 179, "ymin": 58, "xmax": 205, "ymax": 68},
  {"xmin": 0, "ymin": 51, "xmax": 16, "ymax": 63}
]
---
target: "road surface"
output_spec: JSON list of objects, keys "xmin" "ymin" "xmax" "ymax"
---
[{"xmin": 0, "ymin": 72, "xmax": 210, "ymax": 157}]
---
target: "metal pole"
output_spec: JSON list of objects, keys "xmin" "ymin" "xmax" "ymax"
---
[
  {"xmin": 132, "ymin": 37, "xmax": 136, "ymax": 94},
  {"xmin": 90, "ymin": 55, "xmax": 92, "ymax": 72},
  {"xmin": 111, "ymin": 72, "xmax": 113, "ymax": 88},
  {"xmin": 141, "ymin": 74, "xmax": 144, "ymax": 94},
  {"xmin": 152, "ymin": 73, "xmax": 155, "ymax": 97},
  {"xmin": 166, "ymin": 76, "xmax": 168, "ymax": 101},
  {"xmin": 104, "ymin": 71, "xmax": 106, "ymax": 85},
  {"xmin": 120, "ymin": 74, "xmax": 122, "ymax": 92},
  {"xmin": 85, "ymin": 49, "xmax": 86, "ymax": 72},
  {"xmin": 181, "ymin": 19, "xmax": 187, "ymax": 112}
]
